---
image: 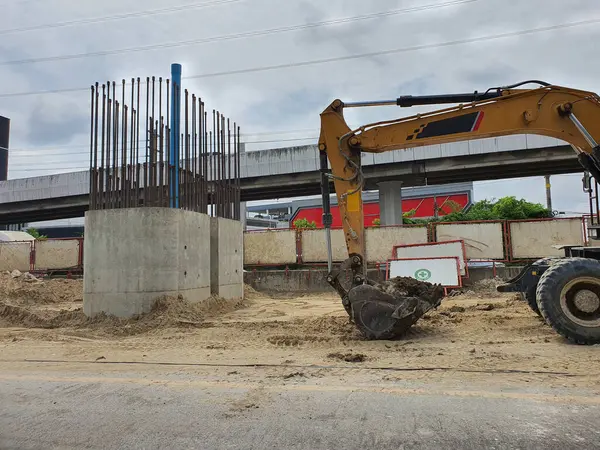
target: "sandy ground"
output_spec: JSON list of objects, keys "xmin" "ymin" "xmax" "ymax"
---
[{"xmin": 0, "ymin": 272, "xmax": 599, "ymax": 392}]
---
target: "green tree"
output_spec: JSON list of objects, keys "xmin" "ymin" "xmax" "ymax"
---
[
  {"xmin": 433, "ymin": 196, "xmax": 552, "ymax": 222},
  {"xmin": 25, "ymin": 228, "xmax": 47, "ymax": 239},
  {"xmin": 293, "ymin": 218, "xmax": 317, "ymax": 229}
]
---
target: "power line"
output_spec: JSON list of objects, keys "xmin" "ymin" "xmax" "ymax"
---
[
  {"xmin": 0, "ymin": 0, "xmax": 478, "ymax": 67},
  {"xmin": 0, "ymin": 0, "xmax": 243, "ymax": 36},
  {"xmin": 0, "ymin": 17, "xmax": 596, "ymax": 99}
]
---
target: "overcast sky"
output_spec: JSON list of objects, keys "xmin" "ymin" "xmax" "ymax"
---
[{"xmin": 2, "ymin": 0, "xmax": 599, "ymax": 218}]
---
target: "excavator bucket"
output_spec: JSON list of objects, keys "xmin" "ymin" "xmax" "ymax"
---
[{"xmin": 345, "ymin": 277, "xmax": 445, "ymax": 340}]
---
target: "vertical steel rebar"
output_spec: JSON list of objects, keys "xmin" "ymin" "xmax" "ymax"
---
[
  {"xmin": 166, "ymin": 79, "xmax": 170, "ymax": 206},
  {"xmin": 203, "ymin": 105, "xmax": 207, "ymax": 213},
  {"xmin": 159, "ymin": 116, "xmax": 164, "ymax": 207},
  {"xmin": 112, "ymin": 82, "xmax": 117, "ymax": 209},
  {"xmin": 121, "ymin": 80, "xmax": 126, "ymax": 208},
  {"xmin": 89, "ymin": 73, "xmax": 240, "ymax": 219},
  {"xmin": 113, "ymin": 99, "xmax": 119, "ymax": 209},
  {"xmin": 123, "ymin": 104, "xmax": 128, "ymax": 208},
  {"xmin": 159, "ymin": 77, "xmax": 163, "ymax": 205},
  {"xmin": 106, "ymin": 85, "xmax": 112, "ymax": 209},
  {"xmin": 99, "ymin": 84, "xmax": 106, "ymax": 210},
  {"xmin": 89, "ymin": 86, "xmax": 94, "ymax": 207},
  {"xmin": 236, "ymin": 125, "xmax": 241, "ymax": 220},
  {"xmin": 192, "ymin": 93, "xmax": 197, "ymax": 211},
  {"xmin": 184, "ymin": 89, "xmax": 190, "ymax": 210},
  {"xmin": 227, "ymin": 118, "xmax": 231, "ymax": 218}
]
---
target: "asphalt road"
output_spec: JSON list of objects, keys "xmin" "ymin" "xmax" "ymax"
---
[{"xmin": 1, "ymin": 362, "xmax": 599, "ymax": 450}]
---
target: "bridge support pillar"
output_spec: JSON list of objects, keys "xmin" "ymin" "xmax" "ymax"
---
[
  {"xmin": 378, "ymin": 181, "xmax": 403, "ymax": 226},
  {"xmin": 83, "ymin": 208, "xmax": 212, "ymax": 318},
  {"xmin": 240, "ymin": 202, "xmax": 247, "ymax": 231}
]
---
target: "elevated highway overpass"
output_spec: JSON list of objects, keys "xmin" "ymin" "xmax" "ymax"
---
[{"xmin": 0, "ymin": 135, "xmax": 583, "ymax": 225}]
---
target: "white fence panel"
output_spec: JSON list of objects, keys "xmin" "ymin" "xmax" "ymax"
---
[
  {"xmin": 510, "ymin": 218, "xmax": 584, "ymax": 258},
  {"xmin": 436, "ymin": 222, "xmax": 505, "ymax": 260},
  {"xmin": 35, "ymin": 239, "xmax": 80, "ymax": 270},
  {"xmin": 366, "ymin": 226, "xmax": 428, "ymax": 263},
  {"xmin": 301, "ymin": 229, "xmax": 347, "ymax": 263},
  {"xmin": 243, "ymin": 230, "xmax": 297, "ymax": 265},
  {"xmin": 0, "ymin": 242, "xmax": 32, "ymax": 272}
]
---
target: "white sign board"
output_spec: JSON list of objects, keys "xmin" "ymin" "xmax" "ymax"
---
[
  {"xmin": 394, "ymin": 241, "xmax": 467, "ymax": 276},
  {"xmin": 387, "ymin": 257, "xmax": 461, "ymax": 287}
]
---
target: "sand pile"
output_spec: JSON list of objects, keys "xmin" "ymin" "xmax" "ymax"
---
[
  {"xmin": 0, "ymin": 294, "xmax": 250, "ymax": 335},
  {"xmin": 0, "ymin": 270, "xmax": 252, "ymax": 335},
  {"xmin": 454, "ymin": 277, "xmax": 507, "ymax": 298},
  {"xmin": 0, "ymin": 271, "xmax": 83, "ymax": 305}
]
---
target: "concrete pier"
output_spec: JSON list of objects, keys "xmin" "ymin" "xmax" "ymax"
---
[
  {"xmin": 83, "ymin": 208, "xmax": 211, "ymax": 318},
  {"xmin": 378, "ymin": 180, "xmax": 403, "ymax": 226},
  {"xmin": 211, "ymin": 217, "xmax": 244, "ymax": 299}
]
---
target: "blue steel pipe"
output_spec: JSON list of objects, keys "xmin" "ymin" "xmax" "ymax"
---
[{"xmin": 170, "ymin": 63, "xmax": 182, "ymax": 208}]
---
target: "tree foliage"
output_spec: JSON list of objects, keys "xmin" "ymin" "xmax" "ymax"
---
[
  {"xmin": 25, "ymin": 228, "xmax": 47, "ymax": 239},
  {"xmin": 433, "ymin": 196, "xmax": 552, "ymax": 222},
  {"xmin": 293, "ymin": 218, "xmax": 317, "ymax": 229}
]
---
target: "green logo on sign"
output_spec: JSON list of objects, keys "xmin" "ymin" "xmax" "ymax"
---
[{"xmin": 414, "ymin": 269, "xmax": 432, "ymax": 281}]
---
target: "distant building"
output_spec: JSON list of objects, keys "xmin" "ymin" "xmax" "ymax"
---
[{"xmin": 247, "ymin": 182, "xmax": 473, "ymax": 228}]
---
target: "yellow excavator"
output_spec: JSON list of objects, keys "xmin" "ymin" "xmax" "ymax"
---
[{"xmin": 317, "ymin": 80, "xmax": 600, "ymax": 345}]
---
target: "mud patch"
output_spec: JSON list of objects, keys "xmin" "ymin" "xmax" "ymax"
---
[{"xmin": 327, "ymin": 352, "xmax": 367, "ymax": 363}]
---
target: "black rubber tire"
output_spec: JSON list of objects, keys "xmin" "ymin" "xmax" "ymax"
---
[
  {"xmin": 523, "ymin": 287, "xmax": 541, "ymax": 316},
  {"xmin": 525, "ymin": 257, "xmax": 561, "ymax": 317},
  {"xmin": 535, "ymin": 257, "xmax": 600, "ymax": 345}
]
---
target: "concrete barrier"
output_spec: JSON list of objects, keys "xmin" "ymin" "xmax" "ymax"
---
[
  {"xmin": 366, "ymin": 226, "xmax": 428, "ymax": 262},
  {"xmin": 243, "ymin": 229, "xmax": 297, "ymax": 265},
  {"xmin": 301, "ymin": 228, "xmax": 347, "ymax": 263},
  {"xmin": 211, "ymin": 217, "xmax": 244, "ymax": 299},
  {"xmin": 34, "ymin": 239, "xmax": 80, "ymax": 270},
  {"xmin": 0, "ymin": 242, "xmax": 32, "ymax": 272},
  {"xmin": 510, "ymin": 218, "xmax": 584, "ymax": 258},
  {"xmin": 436, "ymin": 222, "xmax": 505, "ymax": 260}
]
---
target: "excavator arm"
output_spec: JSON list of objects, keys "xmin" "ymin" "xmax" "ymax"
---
[{"xmin": 317, "ymin": 81, "xmax": 600, "ymax": 339}]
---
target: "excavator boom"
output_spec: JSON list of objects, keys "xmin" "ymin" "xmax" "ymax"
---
[{"xmin": 317, "ymin": 81, "xmax": 600, "ymax": 340}]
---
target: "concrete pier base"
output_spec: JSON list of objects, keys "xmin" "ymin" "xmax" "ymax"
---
[
  {"xmin": 210, "ymin": 217, "xmax": 244, "ymax": 299},
  {"xmin": 378, "ymin": 180, "xmax": 403, "ymax": 226},
  {"xmin": 83, "ymin": 208, "xmax": 211, "ymax": 318}
]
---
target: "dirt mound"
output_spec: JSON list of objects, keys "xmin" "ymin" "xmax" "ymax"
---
[
  {"xmin": 0, "ymin": 294, "xmax": 249, "ymax": 336},
  {"xmin": 457, "ymin": 277, "xmax": 507, "ymax": 298},
  {"xmin": 0, "ymin": 272, "xmax": 83, "ymax": 305},
  {"xmin": 379, "ymin": 276, "xmax": 444, "ymax": 300},
  {"xmin": 244, "ymin": 284, "xmax": 263, "ymax": 300}
]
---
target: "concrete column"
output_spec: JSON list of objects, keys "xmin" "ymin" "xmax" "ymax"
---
[
  {"xmin": 378, "ymin": 181, "xmax": 403, "ymax": 226},
  {"xmin": 210, "ymin": 217, "xmax": 244, "ymax": 299},
  {"xmin": 83, "ymin": 208, "xmax": 211, "ymax": 318},
  {"xmin": 240, "ymin": 202, "xmax": 247, "ymax": 231}
]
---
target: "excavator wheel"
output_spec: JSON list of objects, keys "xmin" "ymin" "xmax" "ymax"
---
[
  {"xmin": 523, "ymin": 257, "xmax": 561, "ymax": 317},
  {"xmin": 536, "ymin": 257, "xmax": 600, "ymax": 345},
  {"xmin": 346, "ymin": 278, "xmax": 445, "ymax": 340}
]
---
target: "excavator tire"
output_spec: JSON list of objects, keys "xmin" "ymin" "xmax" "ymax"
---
[
  {"xmin": 524, "ymin": 257, "xmax": 561, "ymax": 317},
  {"xmin": 535, "ymin": 257, "xmax": 600, "ymax": 345},
  {"xmin": 523, "ymin": 288, "xmax": 540, "ymax": 317}
]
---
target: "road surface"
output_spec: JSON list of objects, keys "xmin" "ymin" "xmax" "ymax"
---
[{"xmin": 1, "ymin": 360, "xmax": 599, "ymax": 450}]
